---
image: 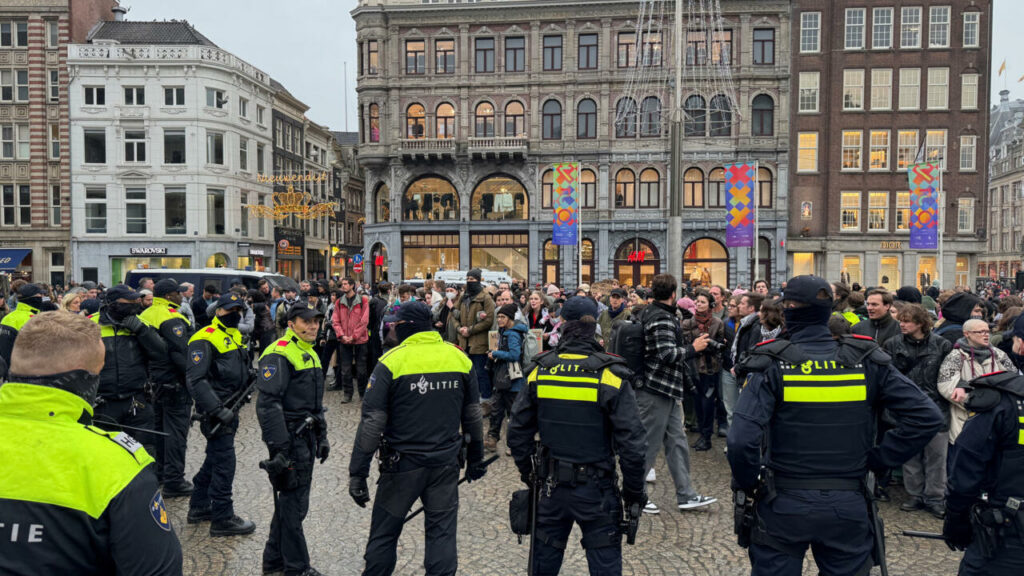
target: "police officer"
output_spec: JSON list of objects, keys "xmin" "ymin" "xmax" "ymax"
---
[
  {"xmin": 185, "ymin": 292, "xmax": 256, "ymax": 537},
  {"xmin": 140, "ymin": 278, "xmax": 194, "ymax": 497},
  {"xmin": 0, "ymin": 312, "xmax": 183, "ymax": 575},
  {"xmin": 943, "ymin": 314, "xmax": 1024, "ymax": 575},
  {"xmin": 727, "ymin": 275, "xmax": 943, "ymax": 576},
  {"xmin": 91, "ymin": 284, "xmax": 167, "ymax": 457},
  {"xmin": 0, "ymin": 283, "xmax": 50, "ymax": 377},
  {"xmin": 348, "ymin": 300, "xmax": 485, "ymax": 576},
  {"xmin": 507, "ymin": 296, "xmax": 648, "ymax": 576},
  {"xmin": 257, "ymin": 301, "xmax": 328, "ymax": 576}
]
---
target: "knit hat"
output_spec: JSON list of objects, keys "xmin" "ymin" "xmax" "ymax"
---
[
  {"xmin": 677, "ymin": 297, "xmax": 696, "ymax": 315},
  {"xmin": 895, "ymin": 286, "xmax": 922, "ymax": 304},
  {"xmin": 497, "ymin": 303, "xmax": 518, "ymax": 320},
  {"xmin": 466, "ymin": 268, "xmax": 483, "ymax": 281},
  {"xmin": 546, "ymin": 284, "xmax": 561, "ymax": 296},
  {"xmin": 560, "ymin": 296, "xmax": 598, "ymax": 321}
]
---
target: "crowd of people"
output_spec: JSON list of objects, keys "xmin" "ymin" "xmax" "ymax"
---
[{"xmin": 1, "ymin": 267, "xmax": 1023, "ymax": 575}]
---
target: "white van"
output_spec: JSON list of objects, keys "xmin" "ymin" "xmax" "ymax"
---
[{"xmin": 432, "ymin": 268, "xmax": 514, "ymax": 287}]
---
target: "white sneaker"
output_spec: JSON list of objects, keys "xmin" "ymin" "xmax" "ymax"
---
[
  {"xmin": 642, "ymin": 502, "xmax": 660, "ymax": 515},
  {"xmin": 646, "ymin": 468, "xmax": 656, "ymax": 483},
  {"xmin": 678, "ymin": 495, "xmax": 717, "ymax": 510}
]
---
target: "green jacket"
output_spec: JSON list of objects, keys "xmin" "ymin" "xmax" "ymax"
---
[{"xmin": 0, "ymin": 381, "xmax": 182, "ymax": 574}]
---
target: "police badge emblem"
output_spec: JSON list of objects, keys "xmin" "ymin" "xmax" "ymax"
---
[
  {"xmin": 191, "ymin": 350, "xmax": 204, "ymax": 364},
  {"xmin": 172, "ymin": 325, "xmax": 184, "ymax": 338}
]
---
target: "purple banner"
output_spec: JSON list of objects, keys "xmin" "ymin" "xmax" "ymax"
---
[
  {"xmin": 552, "ymin": 163, "xmax": 579, "ymax": 246},
  {"xmin": 907, "ymin": 163, "xmax": 940, "ymax": 250},
  {"xmin": 725, "ymin": 163, "xmax": 755, "ymax": 247}
]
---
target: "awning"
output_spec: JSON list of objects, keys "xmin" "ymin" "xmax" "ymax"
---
[{"xmin": 0, "ymin": 249, "xmax": 31, "ymax": 272}]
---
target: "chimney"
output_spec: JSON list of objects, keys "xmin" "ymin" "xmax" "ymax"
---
[
  {"xmin": 1000, "ymin": 89, "xmax": 1011, "ymax": 112},
  {"xmin": 112, "ymin": 5, "xmax": 129, "ymax": 21}
]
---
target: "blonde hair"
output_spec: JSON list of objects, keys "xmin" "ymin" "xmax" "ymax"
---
[
  {"xmin": 9, "ymin": 312, "xmax": 102, "ymax": 376},
  {"xmin": 60, "ymin": 291, "xmax": 83, "ymax": 312}
]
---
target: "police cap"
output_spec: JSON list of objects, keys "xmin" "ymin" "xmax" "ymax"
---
[
  {"xmin": 396, "ymin": 300, "xmax": 432, "ymax": 325},
  {"xmin": 104, "ymin": 284, "xmax": 143, "ymax": 302},
  {"xmin": 782, "ymin": 275, "xmax": 833, "ymax": 307},
  {"xmin": 215, "ymin": 292, "xmax": 245, "ymax": 311},
  {"xmin": 560, "ymin": 296, "xmax": 598, "ymax": 321},
  {"xmin": 288, "ymin": 300, "xmax": 324, "ymax": 321},
  {"xmin": 153, "ymin": 278, "xmax": 186, "ymax": 297}
]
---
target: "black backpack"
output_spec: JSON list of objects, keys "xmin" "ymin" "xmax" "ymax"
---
[{"xmin": 610, "ymin": 308, "xmax": 647, "ymax": 381}]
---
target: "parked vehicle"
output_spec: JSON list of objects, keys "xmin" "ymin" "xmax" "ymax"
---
[{"xmin": 124, "ymin": 268, "xmax": 299, "ymax": 294}]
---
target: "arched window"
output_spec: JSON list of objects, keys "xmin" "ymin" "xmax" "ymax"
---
[
  {"xmin": 505, "ymin": 101, "xmax": 525, "ymax": 137},
  {"xmin": 474, "ymin": 102, "xmax": 494, "ymax": 137},
  {"xmin": 542, "ymin": 100, "xmax": 562, "ymax": 140},
  {"xmin": 375, "ymin": 183, "xmax": 390, "ymax": 223},
  {"xmin": 615, "ymin": 97, "xmax": 637, "ymax": 138},
  {"xmin": 684, "ymin": 238, "xmax": 729, "ymax": 287},
  {"xmin": 436, "ymin": 103, "xmax": 455, "ymax": 139},
  {"xmin": 543, "ymin": 240, "xmax": 560, "ymax": 286},
  {"xmin": 368, "ymin": 103, "xmax": 380, "ymax": 143},
  {"xmin": 615, "ymin": 169, "xmax": 635, "ymax": 208},
  {"xmin": 640, "ymin": 96, "xmax": 661, "ymax": 137},
  {"xmin": 614, "ymin": 239, "xmax": 660, "ymax": 287},
  {"xmin": 758, "ymin": 167, "xmax": 773, "ymax": 208},
  {"xmin": 471, "ymin": 175, "xmax": 528, "ymax": 220},
  {"xmin": 708, "ymin": 167, "xmax": 725, "ymax": 207},
  {"xmin": 406, "ymin": 103, "xmax": 425, "ymax": 139},
  {"xmin": 577, "ymin": 98, "xmax": 597, "ymax": 139},
  {"xmin": 580, "ymin": 239, "xmax": 595, "ymax": 283},
  {"xmin": 580, "ymin": 169, "xmax": 596, "ymax": 208},
  {"xmin": 404, "ymin": 176, "xmax": 458, "ymax": 221},
  {"xmin": 541, "ymin": 169, "xmax": 554, "ymax": 209},
  {"xmin": 684, "ymin": 95, "xmax": 706, "ymax": 136},
  {"xmin": 639, "ymin": 168, "xmax": 660, "ymax": 208},
  {"xmin": 709, "ymin": 95, "xmax": 732, "ymax": 137},
  {"xmin": 751, "ymin": 94, "xmax": 774, "ymax": 137},
  {"xmin": 684, "ymin": 168, "xmax": 704, "ymax": 207}
]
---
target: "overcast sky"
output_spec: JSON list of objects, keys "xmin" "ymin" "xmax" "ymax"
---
[{"xmin": 127, "ymin": 0, "xmax": 1022, "ymax": 129}]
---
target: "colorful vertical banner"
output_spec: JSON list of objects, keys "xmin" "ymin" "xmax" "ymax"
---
[
  {"xmin": 724, "ymin": 162, "xmax": 755, "ymax": 247},
  {"xmin": 908, "ymin": 163, "xmax": 940, "ymax": 250},
  {"xmin": 552, "ymin": 162, "xmax": 579, "ymax": 246}
]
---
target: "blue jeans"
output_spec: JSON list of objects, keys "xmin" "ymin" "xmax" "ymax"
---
[{"xmin": 470, "ymin": 354, "xmax": 492, "ymax": 400}]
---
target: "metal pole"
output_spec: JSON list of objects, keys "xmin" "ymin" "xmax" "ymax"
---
[
  {"xmin": 938, "ymin": 167, "xmax": 945, "ymax": 288},
  {"xmin": 753, "ymin": 161, "xmax": 759, "ymax": 286},
  {"xmin": 667, "ymin": 0, "xmax": 683, "ymax": 283},
  {"xmin": 578, "ymin": 163, "xmax": 583, "ymax": 287}
]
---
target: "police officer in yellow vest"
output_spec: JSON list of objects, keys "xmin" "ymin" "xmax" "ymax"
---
[
  {"xmin": 185, "ymin": 292, "xmax": 255, "ymax": 537},
  {"xmin": 349, "ymin": 300, "xmax": 486, "ymax": 576},
  {"xmin": 257, "ymin": 300, "xmax": 328, "ymax": 576},
  {"xmin": 507, "ymin": 296, "xmax": 648, "ymax": 575},
  {"xmin": 727, "ymin": 275, "xmax": 943, "ymax": 576},
  {"xmin": 140, "ymin": 278, "xmax": 194, "ymax": 498},
  {"xmin": 0, "ymin": 283, "xmax": 51, "ymax": 378},
  {"xmin": 0, "ymin": 311, "xmax": 183, "ymax": 575},
  {"xmin": 91, "ymin": 284, "xmax": 168, "ymax": 458}
]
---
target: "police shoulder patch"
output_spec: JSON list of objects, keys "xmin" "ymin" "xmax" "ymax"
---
[
  {"xmin": 150, "ymin": 491, "xmax": 172, "ymax": 532},
  {"xmin": 191, "ymin": 349, "xmax": 204, "ymax": 364},
  {"xmin": 112, "ymin": 432, "xmax": 143, "ymax": 455},
  {"xmin": 262, "ymin": 364, "xmax": 278, "ymax": 381},
  {"xmin": 172, "ymin": 325, "xmax": 184, "ymax": 337}
]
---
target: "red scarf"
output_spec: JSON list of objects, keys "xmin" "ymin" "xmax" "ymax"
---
[{"xmin": 695, "ymin": 309, "xmax": 713, "ymax": 333}]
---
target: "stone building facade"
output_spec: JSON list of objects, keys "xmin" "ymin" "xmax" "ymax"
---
[
  {"xmin": 354, "ymin": 0, "xmax": 791, "ymax": 289},
  {"xmin": 982, "ymin": 89, "xmax": 1024, "ymax": 285}
]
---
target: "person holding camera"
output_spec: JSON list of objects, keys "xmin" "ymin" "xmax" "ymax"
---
[{"xmin": 681, "ymin": 290, "xmax": 726, "ymax": 452}]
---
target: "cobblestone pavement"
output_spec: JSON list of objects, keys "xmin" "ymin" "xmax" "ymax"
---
[{"xmin": 173, "ymin": 385, "xmax": 964, "ymax": 575}]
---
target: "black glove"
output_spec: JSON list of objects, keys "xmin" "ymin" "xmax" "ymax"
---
[
  {"xmin": 943, "ymin": 511, "xmax": 973, "ymax": 551},
  {"xmin": 349, "ymin": 476, "xmax": 370, "ymax": 508},
  {"xmin": 259, "ymin": 451, "xmax": 290, "ymax": 478},
  {"xmin": 622, "ymin": 487, "xmax": 647, "ymax": 508},
  {"xmin": 212, "ymin": 406, "xmax": 234, "ymax": 426},
  {"xmin": 466, "ymin": 459, "xmax": 487, "ymax": 482},
  {"xmin": 317, "ymin": 438, "xmax": 330, "ymax": 464},
  {"xmin": 120, "ymin": 315, "xmax": 146, "ymax": 334}
]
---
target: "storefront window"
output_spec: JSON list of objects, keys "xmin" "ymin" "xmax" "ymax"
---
[
  {"xmin": 471, "ymin": 176, "xmax": 527, "ymax": 221},
  {"xmin": 110, "ymin": 257, "xmax": 191, "ymax": 287},
  {"xmin": 917, "ymin": 256, "xmax": 937, "ymax": 290},
  {"xmin": 471, "ymin": 232, "xmax": 529, "ymax": 281},
  {"xmin": 750, "ymin": 237, "xmax": 771, "ymax": 285},
  {"xmin": 206, "ymin": 253, "xmax": 229, "ymax": 268},
  {"xmin": 371, "ymin": 242, "xmax": 389, "ymax": 283},
  {"xmin": 956, "ymin": 256, "xmax": 969, "ymax": 289},
  {"xmin": 404, "ymin": 176, "xmax": 458, "ymax": 221},
  {"xmin": 543, "ymin": 240, "xmax": 560, "ymax": 286},
  {"xmin": 841, "ymin": 255, "xmax": 862, "ymax": 286},
  {"xmin": 581, "ymin": 239, "xmax": 594, "ymax": 284},
  {"xmin": 375, "ymin": 184, "xmax": 390, "ymax": 223},
  {"xmin": 879, "ymin": 255, "xmax": 900, "ymax": 290},
  {"xmin": 792, "ymin": 253, "xmax": 815, "ymax": 277},
  {"xmin": 403, "ymin": 233, "xmax": 458, "ymax": 280},
  {"xmin": 614, "ymin": 239, "xmax": 660, "ymax": 287},
  {"xmin": 684, "ymin": 238, "xmax": 728, "ymax": 288}
]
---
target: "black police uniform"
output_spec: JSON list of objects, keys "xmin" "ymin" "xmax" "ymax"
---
[
  {"xmin": 727, "ymin": 275, "xmax": 943, "ymax": 576},
  {"xmin": 139, "ymin": 280, "xmax": 194, "ymax": 493},
  {"xmin": 945, "ymin": 370, "xmax": 1024, "ymax": 575},
  {"xmin": 91, "ymin": 286, "xmax": 168, "ymax": 457},
  {"xmin": 348, "ymin": 301, "xmax": 484, "ymax": 576},
  {"xmin": 507, "ymin": 296, "xmax": 648, "ymax": 576},
  {"xmin": 185, "ymin": 294, "xmax": 254, "ymax": 535},
  {"xmin": 257, "ymin": 302, "xmax": 328, "ymax": 576}
]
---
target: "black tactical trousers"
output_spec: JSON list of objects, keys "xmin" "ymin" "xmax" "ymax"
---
[
  {"xmin": 532, "ymin": 478, "xmax": 623, "ymax": 576},
  {"xmin": 93, "ymin": 394, "xmax": 156, "ymax": 457},
  {"xmin": 154, "ymin": 384, "xmax": 192, "ymax": 485},
  {"xmin": 960, "ymin": 521, "xmax": 1024, "ymax": 576},
  {"xmin": 264, "ymin": 436, "xmax": 315, "ymax": 575},
  {"xmin": 189, "ymin": 427, "xmax": 237, "ymax": 521},
  {"xmin": 363, "ymin": 464, "xmax": 459, "ymax": 576}
]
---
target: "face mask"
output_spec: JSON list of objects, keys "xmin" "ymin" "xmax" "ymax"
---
[
  {"xmin": 464, "ymin": 281, "xmax": 482, "ymax": 297},
  {"xmin": 20, "ymin": 296, "xmax": 44, "ymax": 309},
  {"xmin": 13, "ymin": 369, "xmax": 101, "ymax": 407},
  {"xmin": 446, "ymin": 292, "xmax": 457, "ymax": 301},
  {"xmin": 782, "ymin": 305, "xmax": 832, "ymax": 335},
  {"xmin": 219, "ymin": 311, "xmax": 242, "ymax": 329},
  {"xmin": 107, "ymin": 301, "xmax": 143, "ymax": 323}
]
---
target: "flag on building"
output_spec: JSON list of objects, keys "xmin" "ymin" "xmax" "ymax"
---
[
  {"xmin": 551, "ymin": 162, "xmax": 579, "ymax": 246},
  {"xmin": 724, "ymin": 162, "xmax": 755, "ymax": 247},
  {"xmin": 908, "ymin": 163, "xmax": 940, "ymax": 250},
  {"xmin": 998, "ymin": 59, "xmax": 1006, "ymax": 76}
]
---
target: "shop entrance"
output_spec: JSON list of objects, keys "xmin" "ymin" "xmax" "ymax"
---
[
  {"xmin": 683, "ymin": 238, "xmax": 729, "ymax": 288},
  {"xmin": 614, "ymin": 239, "xmax": 660, "ymax": 287}
]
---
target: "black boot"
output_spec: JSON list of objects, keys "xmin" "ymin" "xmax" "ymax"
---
[
  {"xmin": 162, "ymin": 480, "xmax": 194, "ymax": 498},
  {"xmin": 186, "ymin": 507, "xmax": 213, "ymax": 524},
  {"xmin": 693, "ymin": 437, "xmax": 712, "ymax": 452},
  {"xmin": 209, "ymin": 515, "xmax": 256, "ymax": 537}
]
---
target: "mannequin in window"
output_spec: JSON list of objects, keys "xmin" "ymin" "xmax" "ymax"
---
[
  {"xmin": 840, "ymin": 267, "xmax": 851, "ymax": 286},
  {"xmin": 700, "ymin": 267, "xmax": 711, "ymax": 287},
  {"xmin": 919, "ymin": 272, "xmax": 931, "ymax": 290},
  {"xmin": 404, "ymin": 195, "xmax": 419, "ymax": 221},
  {"xmin": 441, "ymin": 193, "xmax": 454, "ymax": 219},
  {"xmin": 481, "ymin": 193, "xmax": 494, "ymax": 219}
]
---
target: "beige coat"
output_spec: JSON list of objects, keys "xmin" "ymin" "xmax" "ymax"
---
[{"xmin": 937, "ymin": 344, "xmax": 1016, "ymax": 442}]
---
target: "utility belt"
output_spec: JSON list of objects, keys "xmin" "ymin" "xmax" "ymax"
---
[
  {"xmin": 972, "ymin": 496, "xmax": 1024, "ymax": 559},
  {"xmin": 540, "ymin": 456, "xmax": 613, "ymax": 487},
  {"xmin": 95, "ymin": 390, "xmax": 146, "ymax": 404},
  {"xmin": 772, "ymin": 474, "xmax": 863, "ymax": 492}
]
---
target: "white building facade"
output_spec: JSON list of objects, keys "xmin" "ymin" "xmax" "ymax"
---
[{"xmin": 68, "ymin": 21, "xmax": 275, "ymax": 286}]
